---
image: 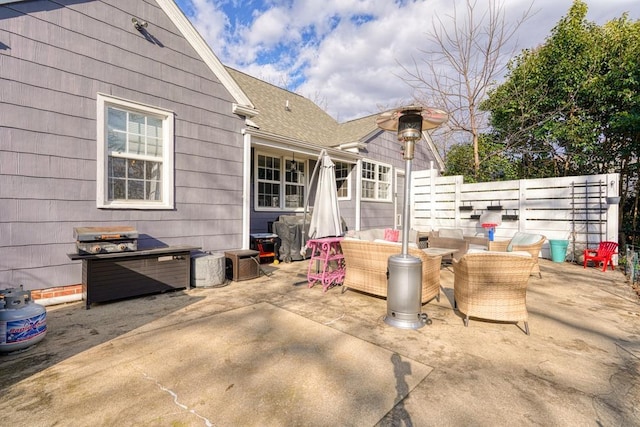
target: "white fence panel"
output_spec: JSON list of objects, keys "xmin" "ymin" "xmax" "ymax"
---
[{"xmin": 411, "ymin": 172, "xmax": 619, "ymax": 261}]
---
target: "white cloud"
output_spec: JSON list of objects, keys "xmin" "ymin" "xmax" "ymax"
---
[
  {"xmin": 185, "ymin": 0, "xmax": 230, "ymax": 56},
  {"xmin": 178, "ymin": 0, "xmax": 639, "ymax": 122}
]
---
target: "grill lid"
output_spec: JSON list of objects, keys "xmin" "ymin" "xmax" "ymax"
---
[{"xmin": 73, "ymin": 226, "xmax": 138, "ymax": 242}]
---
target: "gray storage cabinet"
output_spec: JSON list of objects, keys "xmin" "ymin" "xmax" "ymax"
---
[{"xmin": 69, "ymin": 246, "xmax": 199, "ymax": 309}]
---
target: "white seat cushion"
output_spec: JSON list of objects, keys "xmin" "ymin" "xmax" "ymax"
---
[
  {"xmin": 467, "ymin": 248, "xmax": 531, "ymax": 257},
  {"xmin": 507, "ymin": 232, "xmax": 543, "ymax": 251}
]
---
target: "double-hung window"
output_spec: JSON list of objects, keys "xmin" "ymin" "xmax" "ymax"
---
[
  {"xmin": 257, "ymin": 154, "xmax": 281, "ymax": 208},
  {"xmin": 96, "ymin": 94, "xmax": 174, "ymax": 209},
  {"xmin": 335, "ymin": 161, "xmax": 351, "ymax": 199},
  {"xmin": 285, "ymin": 158, "xmax": 305, "ymax": 208},
  {"xmin": 256, "ymin": 153, "xmax": 305, "ymax": 210},
  {"xmin": 361, "ymin": 160, "xmax": 391, "ymax": 201}
]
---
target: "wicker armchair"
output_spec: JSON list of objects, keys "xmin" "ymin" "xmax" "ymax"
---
[
  {"xmin": 453, "ymin": 252, "xmax": 535, "ymax": 334},
  {"xmin": 488, "ymin": 233, "xmax": 546, "ymax": 278},
  {"xmin": 340, "ymin": 239, "xmax": 442, "ymax": 304}
]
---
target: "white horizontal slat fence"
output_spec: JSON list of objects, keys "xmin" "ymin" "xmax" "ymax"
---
[{"xmin": 412, "ymin": 171, "xmax": 620, "ymax": 262}]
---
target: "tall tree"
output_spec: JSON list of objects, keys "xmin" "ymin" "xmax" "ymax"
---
[
  {"xmin": 401, "ymin": 0, "xmax": 533, "ymax": 178},
  {"xmin": 482, "ymin": 0, "xmax": 640, "ymax": 244}
]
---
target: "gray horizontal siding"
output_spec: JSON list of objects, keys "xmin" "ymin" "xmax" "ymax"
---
[{"xmin": 1, "ymin": 0, "xmax": 246, "ymax": 289}]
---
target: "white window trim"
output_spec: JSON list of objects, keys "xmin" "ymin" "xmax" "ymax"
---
[
  {"xmin": 361, "ymin": 159, "xmax": 392, "ymax": 202},
  {"xmin": 96, "ymin": 93, "xmax": 175, "ymax": 209},
  {"xmin": 254, "ymin": 151, "xmax": 308, "ymax": 212},
  {"xmin": 335, "ymin": 161, "xmax": 352, "ymax": 201}
]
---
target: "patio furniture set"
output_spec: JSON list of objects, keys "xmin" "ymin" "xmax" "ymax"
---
[
  {"xmin": 287, "ymin": 226, "xmax": 614, "ymax": 335},
  {"xmin": 308, "ymin": 228, "xmax": 547, "ymax": 335}
]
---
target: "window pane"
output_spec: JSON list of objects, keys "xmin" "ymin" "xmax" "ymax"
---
[
  {"xmin": 128, "ymin": 159, "xmax": 144, "ymax": 179},
  {"xmin": 286, "ymin": 169, "xmax": 305, "ymax": 184},
  {"xmin": 107, "ymin": 130, "xmax": 126, "ymax": 152},
  {"xmin": 108, "ymin": 157, "xmax": 126, "ymax": 178},
  {"xmin": 146, "ymin": 181, "xmax": 162, "ymax": 201},
  {"xmin": 128, "ymin": 134, "xmax": 144, "ymax": 155},
  {"xmin": 107, "ymin": 107, "xmax": 126, "ymax": 131},
  {"xmin": 128, "ymin": 180, "xmax": 144, "ymax": 200},
  {"xmin": 146, "ymin": 162, "xmax": 162, "ymax": 180},
  {"xmin": 128, "ymin": 113, "xmax": 145, "ymax": 135},
  {"xmin": 147, "ymin": 117, "xmax": 162, "ymax": 138},
  {"xmin": 147, "ymin": 137, "xmax": 162, "ymax": 156},
  {"xmin": 108, "ymin": 178, "xmax": 126, "ymax": 200}
]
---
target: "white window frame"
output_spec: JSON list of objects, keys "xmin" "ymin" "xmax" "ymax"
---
[
  {"xmin": 255, "ymin": 151, "xmax": 307, "ymax": 211},
  {"xmin": 256, "ymin": 153, "xmax": 283, "ymax": 210},
  {"xmin": 335, "ymin": 161, "xmax": 351, "ymax": 200},
  {"xmin": 96, "ymin": 93, "xmax": 174, "ymax": 209},
  {"xmin": 284, "ymin": 157, "xmax": 305, "ymax": 209},
  {"xmin": 361, "ymin": 159, "xmax": 392, "ymax": 202}
]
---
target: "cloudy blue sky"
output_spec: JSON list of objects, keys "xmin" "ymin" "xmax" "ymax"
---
[{"xmin": 174, "ymin": 0, "xmax": 639, "ymax": 122}]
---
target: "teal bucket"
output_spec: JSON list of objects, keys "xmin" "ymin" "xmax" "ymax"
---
[{"xmin": 549, "ymin": 239, "xmax": 569, "ymax": 263}]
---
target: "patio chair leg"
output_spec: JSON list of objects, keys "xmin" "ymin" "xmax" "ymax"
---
[
  {"xmin": 463, "ymin": 316, "xmax": 469, "ymax": 327},
  {"xmin": 524, "ymin": 322, "xmax": 530, "ymax": 335}
]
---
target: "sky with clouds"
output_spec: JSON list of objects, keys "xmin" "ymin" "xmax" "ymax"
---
[{"xmin": 174, "ymin": 0, "xmax": 639, "ymax": 122}]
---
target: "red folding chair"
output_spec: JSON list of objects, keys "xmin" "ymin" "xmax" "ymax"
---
[{"xmin": 583, "ymin": 241, "xmax": 618, "ymax": 272}]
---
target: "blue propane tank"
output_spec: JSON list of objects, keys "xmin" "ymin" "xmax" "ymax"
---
[{"xmin": 0, "ymin": 286, "xmax": 47, "ymax": 353}]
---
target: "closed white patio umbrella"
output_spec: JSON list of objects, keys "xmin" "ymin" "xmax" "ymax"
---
[{"xmin": 307, "ymin": 149, "xmax": 342, "ymax": 240}]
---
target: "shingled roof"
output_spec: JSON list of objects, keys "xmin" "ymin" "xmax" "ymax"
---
[{"xmin": 226, "ymin": 67, "xmax": 380, "ymax": 148}]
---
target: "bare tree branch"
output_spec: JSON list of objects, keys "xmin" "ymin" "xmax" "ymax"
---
[{"xmin": 398, "ymin": 0, "xmax": 535, "ymax": 176}]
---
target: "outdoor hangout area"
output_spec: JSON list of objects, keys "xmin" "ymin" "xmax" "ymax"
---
[{"xmin": 1, "ymin": 250, "xmax": 638, "ymax": 425}]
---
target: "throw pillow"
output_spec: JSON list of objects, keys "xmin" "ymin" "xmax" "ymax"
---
[{"xmin": 384, "ymin": 228, "xmax": 400, "ymax": 242}]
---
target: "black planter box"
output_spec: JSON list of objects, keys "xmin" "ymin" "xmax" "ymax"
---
[{"xmin": 487, "ymin": 205, "xmax": 503, "ymax": 211}]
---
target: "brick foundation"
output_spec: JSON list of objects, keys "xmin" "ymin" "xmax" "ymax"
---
[{"xmin": 31, "ymin": 284, "xmax": 83, "ymax": 301}]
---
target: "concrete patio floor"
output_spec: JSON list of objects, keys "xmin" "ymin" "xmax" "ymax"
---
[{"xmin": 1, "ymin": 258, "xmax": 639, "ymax": 426}]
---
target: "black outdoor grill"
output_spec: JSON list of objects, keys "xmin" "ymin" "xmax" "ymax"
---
[{"xmin": 73, "ymin": 226, "xmax": 138, "ymax": 254}]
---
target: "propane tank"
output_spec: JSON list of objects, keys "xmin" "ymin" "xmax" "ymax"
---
[{"xmin": 0, "ymin": 286, "xmax": 47, "ymax": 353}]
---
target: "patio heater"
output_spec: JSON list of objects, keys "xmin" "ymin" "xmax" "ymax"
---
[{"xmin": 376, "ymin": 106, "xmax": 448, "ymax": 329}]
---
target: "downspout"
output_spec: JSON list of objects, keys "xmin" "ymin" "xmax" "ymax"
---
[
  {"xmin": 242, "ymin": 130, "xmax": 252, "ymax": 249},
  {"xmin": 35, "ymin": 294, "xmax": 82, "ymax": 307}
]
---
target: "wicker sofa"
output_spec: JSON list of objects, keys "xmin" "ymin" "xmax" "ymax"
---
[
  {"xmin": 453, "ymin": 251, "xmax": 535, "ymax": 334},
  {"xmin": 340, "ymin": 237, "xmax": 442, "ymax": 304}
]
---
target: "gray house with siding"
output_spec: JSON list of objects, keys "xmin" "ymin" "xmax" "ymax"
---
[
  {"xmin": 0, "ymin": 0, "xmax": 258, "ymax": 290},
  {"xmin": 0, "ymin": 0, "xmax": 444, "ymax": 292}
]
